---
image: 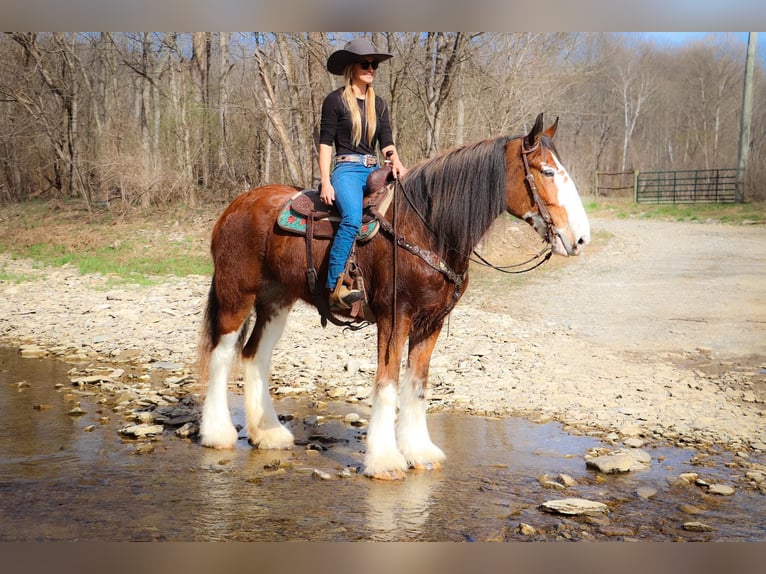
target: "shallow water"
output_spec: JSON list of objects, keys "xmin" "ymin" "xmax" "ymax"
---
[{"xmin": 1, "ymin": 346, "xmax": 764, "ymax": 541}]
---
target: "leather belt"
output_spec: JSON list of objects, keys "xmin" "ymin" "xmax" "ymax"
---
[{"xmin": 336, "ymin": 154, "xmax": 378, "ymax": 168}]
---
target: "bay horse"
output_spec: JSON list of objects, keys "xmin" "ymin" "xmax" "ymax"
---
[{"xmin": 198, "ymin": 113, "xmax": 590, "ymax": 480}]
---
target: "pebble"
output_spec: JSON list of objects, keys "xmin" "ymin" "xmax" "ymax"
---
[
  {"xmin": 518, "ymin": 523, "xmax": 537, "ymax": 536},
  {"xmin": 175, "ymin": 422, "xmax": 199, "ymax": 438},
  {"xmin": 636, "ymin": 487, "xmax": 657, "ymax": 499},
  {"xmin": 707, "ymin": 484, "xmax": 735, "ymax": 496},
  {"xmin": 683, "ymin": 521, "xmax": 714, "ymax": 532},
  {"xmin": 679, "ymin": 503, "xmax": 706, "ymax": 515},
  {"xmin": 118, "ymin": 423, "xmax": 164, "ymax": 438},
  {"xmin": 68, "ymin": 404, "xmax": 87, "ymax": 416},
  {"xmin": 540, "ymin": 498, "xmax": 609, "ymax": 516},
  {"xmin": 585, "ymin": 449, "xmax": 651, "ymax": 474},
  {"xmin": 343, "ymin": 413, "xmax": 361, "ymax": 425},
  {"xmin": 312, "ymin": 469, "xmax": 332, "ymax": 481},
  {"xmin": 678, "ymin": 472, "xmax": 699, "ymax": 484},
  {"xmin": 557, "ymin": 473, "xmax": 577, "ymax": 487}
]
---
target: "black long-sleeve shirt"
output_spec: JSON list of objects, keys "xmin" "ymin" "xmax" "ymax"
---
[{"xmin": 319, "ymin": 88, "xmax": 394, "ymax": 157}]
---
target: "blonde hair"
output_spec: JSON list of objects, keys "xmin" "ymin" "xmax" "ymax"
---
[{"xmin": 342, "ymin": 65, "xmax": 377, "ymax": 147}]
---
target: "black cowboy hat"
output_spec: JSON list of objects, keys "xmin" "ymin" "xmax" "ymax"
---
[{"xmin": 326, "ymin": 37, "xmax": 392, "ymax": 76}]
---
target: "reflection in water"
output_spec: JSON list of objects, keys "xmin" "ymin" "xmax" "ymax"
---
[
  {"xmin": 364, "ymin": 470, "xmax": 440, "ymax": 541},
  {"xmin": 1, "ymin": 346, "xmax": 765, "ymax": 541}
]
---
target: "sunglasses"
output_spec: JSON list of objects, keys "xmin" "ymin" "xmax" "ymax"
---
[{"xmin": 358, "ymin": 60, "xmax": 379, "ymax": 71}]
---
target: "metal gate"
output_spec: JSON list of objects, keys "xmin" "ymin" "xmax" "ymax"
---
[{"xmin": 636, "ymin": 168, "xmax": 737, "ymax": 204}]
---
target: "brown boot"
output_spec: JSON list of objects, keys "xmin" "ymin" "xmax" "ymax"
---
[{"xmin": 329, "ymin": 278, "xmax": 362, "ymax": 310}]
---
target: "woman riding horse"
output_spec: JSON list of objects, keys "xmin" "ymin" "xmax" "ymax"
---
[{"xmin": 319, "ymin": 37, "xmax": 407, "ymax": 309}]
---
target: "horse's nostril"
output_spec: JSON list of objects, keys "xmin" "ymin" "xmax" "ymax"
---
[{"xmin": 578, "ymin": 237, "xmax": 585, "ymax": 245}]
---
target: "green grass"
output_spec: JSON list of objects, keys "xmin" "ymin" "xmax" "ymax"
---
[
  {"xmin": 8, "ymin": 241, "xmax": 212, "ymax": 284},
  {"xmin": 0, "ymin": 265, "xmax": 38, "ymax": 284},
  {"xmin": 583, "ymin": 197, "xmax": 766, "ymax": 224}
]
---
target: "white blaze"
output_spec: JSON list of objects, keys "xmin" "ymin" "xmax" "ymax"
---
[{"xmin": 552, "ymin": 154, "xmax": 590, "ymax": 247}]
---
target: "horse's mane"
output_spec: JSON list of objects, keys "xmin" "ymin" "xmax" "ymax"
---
[{"xmin": 399, "ymin": 136, "xmax": 511, "ymax": 258}]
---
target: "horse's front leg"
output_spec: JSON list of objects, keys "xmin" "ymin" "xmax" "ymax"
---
[
  {"xmin": 241, "ymin": 304, "xmax": 295, "ymax": 449},
  {"xmin": 364, "ymin": 315, "xmax": 410, "ymax": 480},
  {"xmin": 397, "ymin": 327, "xmax": 446, "ymax": 471}
]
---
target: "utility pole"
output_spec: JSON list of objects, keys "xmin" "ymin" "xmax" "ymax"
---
[{"xmin": 736, "ymin": 32, "xmax": 757, "ymax": 203}]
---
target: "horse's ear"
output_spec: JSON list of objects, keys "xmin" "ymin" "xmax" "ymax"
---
[
  {"xmin": 544, "ymin": 116, "xmax": 559, "ymax": 139},
  {"xmin": 525, "ymin": 113, "xmax": 545, "ymax": 148}
]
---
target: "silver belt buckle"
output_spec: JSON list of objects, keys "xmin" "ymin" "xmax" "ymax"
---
[{"xmin": 363, "ymin": 155, "xmax": 377, "ymax": 168}]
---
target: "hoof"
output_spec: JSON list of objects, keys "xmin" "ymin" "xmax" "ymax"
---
[
  {"xmin": 369, "ymin": 468, "xmax": 407, "ymax": 481},
  {"xmin": 249, "ymin": 425, "xmax": 295, "ymax": 450},
  {"xmin": 199, "ymin": 421, "xmax": 239, "ymax": 450},
  {"xmin": 411, "ymin": 461, "xmax": 442, "ymax": 471}
]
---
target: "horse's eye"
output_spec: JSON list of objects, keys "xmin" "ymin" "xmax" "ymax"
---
[{"xmin": 541, "ymin": 166, "xmax": 556, "ymax": 178}]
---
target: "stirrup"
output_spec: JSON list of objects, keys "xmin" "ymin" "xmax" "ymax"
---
[{"xmin": 329, "ymin": 280, "xmax": 362, "ymax": 310}]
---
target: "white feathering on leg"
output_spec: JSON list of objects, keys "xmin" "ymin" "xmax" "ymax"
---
[
  {"xmin": 244, "ymin": 306, "xmax": 294, "ymax": 449},
  {"xmin": 363, "ymin": 382, "xmax": 408, "ymax": 476},
  {"xmin": 397, "ymin": 369, "xmax": 445, "ymax": 468},
  {"xmin": 199, "ymin": 331, "xmax": 240, "ymax": 449}
]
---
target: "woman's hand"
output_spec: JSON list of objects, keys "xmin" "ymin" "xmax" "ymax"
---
[
  {"xmin": 319, "ymin": 180, "xmax": 335, "ymax": 205},
  {"xmin": 391, "ymin": 159, "xmax": 407, "ymax": 180}
]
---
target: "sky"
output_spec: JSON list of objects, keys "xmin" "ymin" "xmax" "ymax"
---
[{"xmin": 636, "ymin": 32, "xmax": 765, "ymax": 60}]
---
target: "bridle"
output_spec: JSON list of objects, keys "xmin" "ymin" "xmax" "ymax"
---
[{"xmin": 469, "ymin": 136, "xmax": 556, "ymax": 274}]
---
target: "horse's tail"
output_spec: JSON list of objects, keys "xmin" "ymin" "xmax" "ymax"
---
[{"xmin": 197, "ymin": 277, "xmax": 220, "ymax": 382}]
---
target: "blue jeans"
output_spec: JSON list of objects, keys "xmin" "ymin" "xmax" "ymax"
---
[{"xmin": 326, "ymin": 162, "xmax": 374, "ymax": 289}]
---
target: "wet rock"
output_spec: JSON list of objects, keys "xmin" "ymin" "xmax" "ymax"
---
[
  {"xmin": 745, "ymin": 470, "xmax": 766, "ymax": 484},
  {"xmin": 540, "ymin": 498, "xmax": 609, "ymax": 516},
  {"xmin": 343, "ymin": 413, "xmax": 361, "ymax": 425},
  {"xmin": 33, "ymin": 403, "xmax": 53, "ymax": 411},
  {"xmin": 558, "ymin": 473, "xmax": 577, "ymax": 487},
  {"xmin": 538, "ymin": 474, "xmax": 569, "ymax": 490},
  {"xmin": 585, "ymin": 448, "xmax": 650, "ymax": 473},
  {"xmin": 636, "ymin": 487, "xmax": 657, "ymax": 499},
  {"xmin": 19, "ymin": 345, "xmax": 47, "ymax": 358},
  {"xmin": 312, "ymin": 469, "xmax": 332, "ymax": 481},
  {"xmin": 134, "ymin": 442, "xmax": 155, "ymax": 455},
  {"xmin": 598, "ymin": 525, "xmax": 636, "ymax": 538},
  {"xmin": 539, "ymin": 477, "xmax": 566, "ymax": 490},
  {"xmin": 174, "ymin": 422, "xmax": 198, "ymax": 438},
  {"xmin": 68, "ymin": 404, "xmax": 86, "ymax": 416},
  {"xmin": 518, "ymin": 523, "xmax": 537, "ymax": 536},
  {"xmin": 707, "ymin": 484, "xmax": 735, "ymax": 496},
  {"xmin": 678, "ymin": 472, "xmax": 699, "ymax": 484},
  {"xmin": 118, "ymin": 423, "xmax": 164, "ymax": 438},
  {"xmin": 683, "ymin": 521, "xmax": 715, "ymax": 532},
  {"xmin": 624, "ymin": 437, "xmax": 644, "ymax": 448},
  {"xmin": 679, "ymin": 503, "xmax": 706, "ymax": 515}
]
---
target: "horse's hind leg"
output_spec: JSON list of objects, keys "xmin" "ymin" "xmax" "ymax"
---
[
  {"xmin": 200, "ymin": 329, "xmax": 244, "ymax": 449},
  {"xmin": 199, "ymin": 278, "xmax": 254, "ymax": 450},
  {"xmin": 241, "ymin": 303, "xmax": 294, "ymax": 449},
  {"xmin": 397, "ymin": 328, "xmax": 446, "ymax": 470}
]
